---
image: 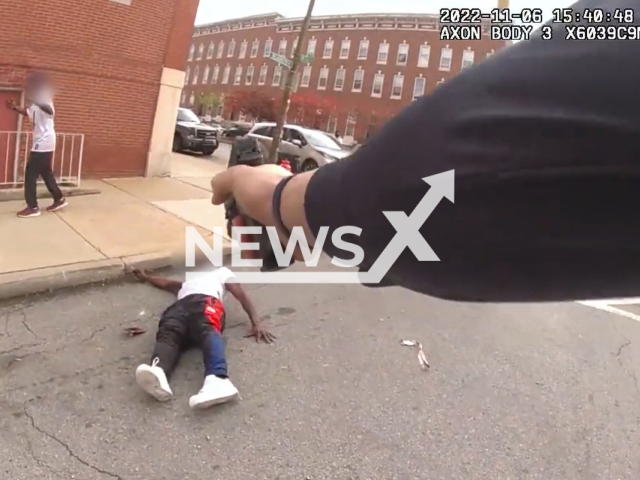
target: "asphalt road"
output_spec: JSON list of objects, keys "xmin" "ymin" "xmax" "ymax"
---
[{"xmin": 2, "ymin": 264, "xmax": 640, "ymax": 479}]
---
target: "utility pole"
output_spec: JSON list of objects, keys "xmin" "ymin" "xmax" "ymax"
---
[{"xmin": 268, "ymin": 0, "xmax": 316, "ymax": 163}]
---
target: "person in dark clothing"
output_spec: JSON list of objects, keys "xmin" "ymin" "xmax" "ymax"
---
[
  {"xmin": 6, "ymin": 72, "xmax": 67, "ymax": 218},
  {"xmin": 210, "ymin": 0, "xmax": 640, "ymax": 303},
  {"xmin": 132, "ymin": 267, "xmax": 274, "ymax": 409}
]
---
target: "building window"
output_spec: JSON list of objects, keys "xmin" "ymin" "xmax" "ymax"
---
[
  {"xmin": 222, "ymin": 65, "xmax": 231, "ymax": 84},
  {"xmin": 301, "ymin": 65, "xmax": 312, "ymax": 87},
  {"xmin": 181, "ymin": 90, "xmax": 186, "ymax": 105},
  {"xmin": 258, "ymin": 64, "xmax": 268, "ymax": 85},
  {"xmin": 202, "ymin": 65, "xmax": 210, "ymax": 84},
  {"xmin": 377, "ymin": 42, "xmax": 389, "ymax": 64},
  {"xmin": 486, "ymin": 49, "xmax": 495, "ymax": 58},
  {"xmin": 461, "ymin": 49, "xmax": 475, "ymax": 69},
  {"xmin": 192, "ymin": 66, "xmax": 199, "ymax": 85},
  {"xmin": 323, "ymin": 39, "xmax": 333, "ymax": 59},
  {"xmin": 352, "ymin": 69, "xmax": 364, "ymax": 92},
  {"xmin": 278, "ymin": 39, "xmax": 287, "ymax": 56},
  {"xmin": 184, "ymin": 66, "xmax": 190, "ymax": 85},
  {"xmin": 397, "ymin": 43, "xmax": 409, "ymax": 66},
  {"xmin": 212, "ymin": 65, "xmax": 220, "ymax": 85},
  {"xmin": 188, "ymin": 45, "xmax": 195, "ymax": 61},
  {"xmin": 334, "ymin": 67, "xmax": 346, "ymax": 91},
  {"xmin": 340, "ymin": 39, "xmax": 351, "ymax": 59},
  {"xmin": 246, "ymin": 65, "xmax": 254, "ymax": 85},
  {"xmin": 439, "ymin": 47, "xmax": 452, "ymax": 71},
  {"xmin": 228, "ymin": 40, "xmax": 236, "ymax": 57},
  {"xmin": 413, "ymin": 77, "xmax": 426, "ymax": 100},
  {"xmin": 318, "ymin": 67, "xmax": 329, "ymax": 90},
  {"xmin": 251, "ymin": 40, "xmax": 259, "ymax": 58},
  {"xmin": 264, "ymin": 38, "xmax": 273, "ymax": 57},
  {"xmin": 372, "ymin": 72, "xmax": 384, "ymax": 97},
  {"xmin": 234, "ymin": 65, "xmax": 242, "ymax": 85},
  {"xmin": 197, "ymin": 43, "xmax": 204, "ymax": 60},
  {"xmin": 327, "ymin": 116, "xmax": 337, "ymax": 134},
  {"xmin": 217, "ymin": 41, "xmax": 224, "ymax": 59},
  {"xmin": 345, "ymin": 114, "xmax": 356, "ymax": 137},
  {"xmin": 291, "ymin": 37, "xmax": 299, "ymax": 57},
  {"xmin": 418, "ymin": 44, "xmax": 430, "ymax": 68},
  {"xmin": 307, "ymin": 38, "xmax": 316, "ymax": 57},
  {"xmin": 391, "ymin": 74, "xmax": 404, "ymax": 99},
  {"xmin": 189, "ymin": 91, "xmax": 195, "ymax": 107},
  {"xmin": 207, "ymin": 42, "xmax": 214, "ymax": 59},
  {"xmin": 272, "ymin": 65, "xmax": 283, "ymax": 86},
  {"xmin": 239, "ymin": 41, "xmax": 247, "ymax": 59},
  {"xmin": 357, "ymin": 39, "xmax": 369, "ymax": 60}
]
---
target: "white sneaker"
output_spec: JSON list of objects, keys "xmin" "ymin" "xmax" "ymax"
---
[
  {"xmin": 135, "ymin": 358, "xmax": 173, "ymax": 402},
  {"xmin": 189, "ymin": 375, "xmax": 238, "ymax": 409}
]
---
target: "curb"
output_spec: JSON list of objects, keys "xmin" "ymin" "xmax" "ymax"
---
[
  {"xmin": 0, "ymin": 245, "xmax": 233, "ymax": 302},
  {"xmin": 0, "ymin": 187, "xmax": 101, "ymax": 203}
]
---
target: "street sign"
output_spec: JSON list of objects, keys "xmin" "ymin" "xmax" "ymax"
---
[
  {"xmin": 299, "ymin": 54, "xmax": 314, "ymax": 62},
  {"xmin": 268, "ymin": 52, "xmax": 292, "ymax": 69}
]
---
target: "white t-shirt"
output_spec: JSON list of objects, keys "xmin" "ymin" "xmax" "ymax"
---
[
  {"xmin": 177, "ymin": 267, "xmax": 235, "ymax": 301},
  {"xmin": 27, "ymin": 92, "xmax": 56, "ymax": 153}
]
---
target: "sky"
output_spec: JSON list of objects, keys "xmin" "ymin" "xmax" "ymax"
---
[{"xmin": 195, "ymin": 0, "xmax": 576, "ymax": 25}]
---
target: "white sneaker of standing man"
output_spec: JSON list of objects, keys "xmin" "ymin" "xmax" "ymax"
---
[
  {"xmin": 189, "ymin": 375, "xmax": 239, "ymax": 409},
  {"xmin": 135, "ymin": 358, "xmax": 173, "ymax": 401}
]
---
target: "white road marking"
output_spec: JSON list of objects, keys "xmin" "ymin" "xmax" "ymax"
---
[{"xmin": 577, "ymin": 300, "xmax": 640, "ymax": 323}]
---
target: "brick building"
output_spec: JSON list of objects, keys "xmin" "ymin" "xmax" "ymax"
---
[
  {"xmin": 0, "ymin": 0, "xmax": 199, "ymax": 181},
  {"xmin": 184, "ymin": 12, "xmax": 506, "ymax": 142}
]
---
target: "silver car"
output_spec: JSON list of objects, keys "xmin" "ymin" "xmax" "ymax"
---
[{"xmin": 248, "ymin": 123, "xmax": 351, "ymax": 171}]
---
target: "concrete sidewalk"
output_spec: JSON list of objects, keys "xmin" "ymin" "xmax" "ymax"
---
[{"xmin": 0, "ymin": 147, "xmax": 232, "ymax": 300}]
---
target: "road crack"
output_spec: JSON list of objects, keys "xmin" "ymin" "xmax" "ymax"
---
[
  {"xmin": 615, "ymin": 340, "xmax": 631, "ymax": 358},
  {"xmin": 23, "ymin": 407, "xmax": 124, "ymax": 480},
  {"xmin": 18, "ymin": 309, "xmax": 39, "ymax": 339}
]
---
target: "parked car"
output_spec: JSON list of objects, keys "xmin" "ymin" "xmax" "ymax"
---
[
  {"xmin": 174, "ymin": 108, "xmax": 219, "ymax": 156},
  {"xmin": 223, "ymin": 124, "xmax": 252, "ymax": 139},
  {"xmin": 247, "ymin": 123, "xmax": 351, "ymax": 171}
]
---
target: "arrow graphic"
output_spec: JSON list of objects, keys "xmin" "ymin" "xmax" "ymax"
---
[{"xmin": 359, "ymin": 170, "xmax": 455, "ymax": 284}]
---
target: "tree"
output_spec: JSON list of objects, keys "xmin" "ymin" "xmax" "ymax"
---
[
  {"xmin": 289, "ymin": 92, "xmax": 338, "ymax": 130},
  {"xmin": 196, "ymin": 92, "xmax": 222, "ymax": 117},
  {"xmin": 226, "ymin": 89, "xmax": 277, "ymax": 121}
]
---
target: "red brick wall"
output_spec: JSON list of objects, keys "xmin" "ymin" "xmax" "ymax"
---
[
  {"xmin": 185, "ymin": 15, "xmax": 505, "ymax": 141},
  {"xmin": 0, "ymin": 0, "xmax": 199, "ymax": 178}
]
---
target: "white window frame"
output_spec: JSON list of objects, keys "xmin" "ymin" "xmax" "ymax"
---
[
  {"xmin": 184, "ymin": 66, "xmax": 190, "ymax": 85},
  {"xmin": 391, "ymin": 74, "xmax": 404, "ymax": 100},
  {"xmin": 228, "ymin": 40, "xmax": 236, "ymax": 58},
  {"xmin": 207, "ymin": 42, "xmax": 214, "ymax": 59},
  {"xmin": 188, "ymin": 45, "xmax": 195, "ymax": 61},
  {"xmin": 323, "ymin": 39, "xmax": 333, "ymax": 59},
  {"xmin": 372, "ymin": 72, "xmax": 384, "ymax": 98},
  {"xmin": 334, "ymin": 67, "xmax": 346, "ymax": 91},
  {"xmin": 251, "ymin": 40, "xmax": 259, "ymax": 58},
  {"xmin": 307, "ymin": 38, "xmax": 316, "ymax": 56},
  {"xmin": 327, "ymin": 116, "xmax": 337, "ymax": 134},
  {"xmin": 418, "ymin": 44, "xmax": 430, "ymax": 68},
  {"xmin": 318, "ymin": 67, "xmax": 329, "ymax": 90},
  {"xmin": 377, "ymin": 42, "xmax": 389, "ymax": 64},
  {"xmin": 192, "ymin": 66, "xmax": 200, "ymax": 85},
  {"xmin": 340, "ymin": 39, "xmax": 351, "ymax": 59},
  {"xmin": 345, "ymin": 114, "xmax": 356, "ymax": 138},
  {"xmin": 217, "ymin": 41, "xmax": 224, "ymax": 59},
  {"xmin": 461, "ymin": 49, "xmax": 475, "ymax": 69},
  {"xmin": 212, "ymin": 65, "xmax": 220, "ymax": 85},
  {"xmin": 181, "ymin": 90, "xmax": 186, "ymax": 105},
  {"xmin": 239, "ymin": 40, "xmax": 248, "ymax": 59},
  {"xmin": 439, "ymin": 46, "xmax": 452, "ymax": 71},
  {"xmin": 352, "ymin": 68, "xmax": 364, "ymax": 92},
  {"xmin": 486, "ymin": 49, "xmax": 495, "ymax": 59},
  {"xmin": 437, "ymin": 78, "xmax": 445, "ymax": 86},
  {"xmin": 291, "ymin": 37, "xmax": 299, "ymax": 57},
  {"xmin": 234, "ymin": 65, "xmax": 243, "ymax": 85},
  {"xmin": 272, "ymin": 65, "xmax": 283, "ymax": 86},
  {"xmin": 197, "ymin": 43, "xmax": 204, "ymax": 60},
  {"xmin": 278, "ymin": 39, "xmax": 287, "ymax": 56},
  {"xmin": 222, "ymin": 65, "xmax": 231, "ymax": 84},
  {"xmin": 246, "ymin": 65, "xmax": 254, "ymax": 85},
  {"xmin": 264, "ymin": 38, "xmax": 272, "ymax": 57},
  {"xmin": 189, "ymin": 91, "xmax": 195, "ymax": 107},
  {"xmin": 301, "ymin": 65, "xmax": 312, "ymax": 87},
  {"xmin": 202, "ymin": 65, "xmax": 210, "ymax": 84},
  {"xmin": 258, "ymin": 64, "xmax": 268, "ymax": 85},
  {"xmin": 413, "ymin": 76, "xmax": 426, "ymax": 100},
  {"xmin": 396, "ymin": 43, "xmax": 409, "ymax": 66},
  {"xmin": 357, "ymin": 39, "xmax": 369, "ymax": 60}
]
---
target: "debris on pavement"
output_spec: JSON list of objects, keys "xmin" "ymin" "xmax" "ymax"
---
[
  {"xmin": 400, "ymin": 339, "xmax": 430, "ymax": 370},
  {"xmin": 124, "ymin": 326, "xmax": 147, "ymax": 337}
]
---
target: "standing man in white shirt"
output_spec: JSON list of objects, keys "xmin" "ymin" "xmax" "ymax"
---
[{"xmin": 6, "ymin": 72, "xmax": 67, "ymax": 218}]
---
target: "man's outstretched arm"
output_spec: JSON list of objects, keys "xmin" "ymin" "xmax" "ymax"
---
[
  {"xmin": 132, "ymin": 269, "xmax": 182, "ymax": 296},
  {"xmin": 6, "ymin": 99, "xmax": 29, "ymax": 117},
  {"xmin": 225, "ymin": 282, "xmax": 275, "ymax": 344}
]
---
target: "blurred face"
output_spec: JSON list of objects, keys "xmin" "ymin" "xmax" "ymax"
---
[{"xmin": 25, "ymin": 76, "xmax": 47, "ymax": 101}]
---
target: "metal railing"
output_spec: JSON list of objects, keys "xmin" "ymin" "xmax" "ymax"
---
[{"xmin": 0, "ymin": 131, "xmax": 84, "ymax": 187}]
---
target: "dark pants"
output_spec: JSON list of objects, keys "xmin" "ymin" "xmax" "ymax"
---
[
  {"xmin": 151, "ymin": 294, "xmax": 227, "ymax": 379},
  {"xmin": 25, "ymin": 151, "xmax": 63, "ymax": 209}
]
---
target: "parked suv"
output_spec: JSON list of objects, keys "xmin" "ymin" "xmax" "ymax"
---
[
  {"xmin": 174, "ymin": 108, "xmax": 219, "ymax": 156},
  {"xmin": 247, "ymin": 123, "xmax": 350, "ymax": 171}
]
